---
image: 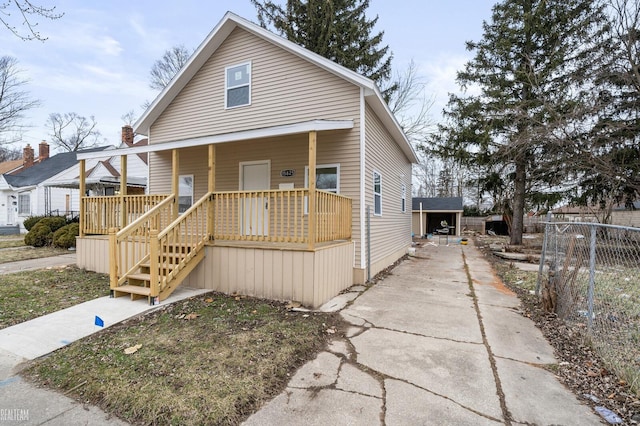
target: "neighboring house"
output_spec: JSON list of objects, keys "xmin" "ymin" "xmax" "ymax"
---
[
  {"xmin": 0, "ymin": 145, "xmax": 113, "ymax": 231},
  {"xmin": 75, "ymin": 12, "xmax": 417, "ymax": 308},
  {"xmin": 50, "ymin": 127, "xmax": 149, "ymax": 197},
  {"xmin": 1, "ymin": 129, "xmax": 149, "ymax": 232},
  {"xmin": 553, "ymin": 202, "xmax": 640, "ymax": 228},
  {"xmin": 412, "ymin": 197, "xmax": 463, "ymax": 237}
]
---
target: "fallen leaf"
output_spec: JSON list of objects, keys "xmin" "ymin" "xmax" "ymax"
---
[
  {"xmin": 184, "ymin": 313, "xmax": 200, "ymax": 320},
  {"xmin": 286, "ymin": 301, "xmax": 302, "ymax": 309},
  {"xmin": 124, "ymin": 344, "xmax": 142, "ymax": 355},
  {"xmin": 205, "ymin": 298, "xmax": 213, "ymax": 303},
  {"xmin": 326, "ymin": 328, "xmax": 336, "ymax": 334}
]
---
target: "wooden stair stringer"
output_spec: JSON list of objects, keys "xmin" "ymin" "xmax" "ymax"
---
[{"xmin": 158, "ymin": 248, "xmax": 205, "ymax": 302}]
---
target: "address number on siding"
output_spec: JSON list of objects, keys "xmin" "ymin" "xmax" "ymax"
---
[{"xmin": 280, "ymin": 169, "xmax": 295, "ymax": 177}]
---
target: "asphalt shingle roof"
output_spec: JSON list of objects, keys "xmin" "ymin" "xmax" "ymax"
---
[
  {"xmin": 412, "ymin": 197, "xmax": 463, "ymax": 211},
  {"xmin": 3, "ymin": 146, "xmax": 110, "ymax": 188}
]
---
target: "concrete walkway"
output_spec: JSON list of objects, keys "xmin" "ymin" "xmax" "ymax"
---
[{"xmin": 244, "ymin": 242, "xmax": 602, "ymax": 425}]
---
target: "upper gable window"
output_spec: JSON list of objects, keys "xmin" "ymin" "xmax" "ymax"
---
[{"xmin": 225, "ymin": 62, "xmax": 251, "ymax": 109}]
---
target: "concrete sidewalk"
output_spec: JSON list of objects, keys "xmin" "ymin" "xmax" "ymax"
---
[
  {"xmin": 0, "ymin": 252, "xmax": 77, "ymax": 275},
  {"xmin": 244, "ymin": 242, "xmax": 603, "ymax": 425}
]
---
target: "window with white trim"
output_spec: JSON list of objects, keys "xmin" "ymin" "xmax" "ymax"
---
[
  {"xmin": 304, "ymin": 164, "xmax": 340, "ymax": 214},
  {"xmin": 401, "ymin": 183, "xmax": 406, "ymax": 213},
  {"xmin": 225, "ymin": 62, "xmax": 251, "ymax": 108},
  {"xmin": 373, "ymin": 171, "xmax": 382, "ymax": 216},
  {"xmin": 18, "ymin": 193, "xmax": 30, "ymax": 215},
  {"xmin": 305, "ymin": 164, "xmax": 340, "ymax": 194}
]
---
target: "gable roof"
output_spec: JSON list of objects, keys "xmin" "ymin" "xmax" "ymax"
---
[
  {"xmin": 0, "ymin": 159, "xmax": 22, "ymax": 175},
  {"xmin": 134, "ymin": 11, "xmax": 417, "ymax": 164},
  {"xmin": 3, "ymin": 146, "xmax": 111, "ymax": 188},
  {"xmin": 412, "ymin": 197, "xmax": 463, "ymax": 211}
]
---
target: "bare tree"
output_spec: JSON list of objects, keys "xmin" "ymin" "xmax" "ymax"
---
[
  {"xmin": 0, "ymin": 145, "xmax": 21, "ymax": 161},
  {"xmin": 149, "ymin": 45, "xmax": 191, "ymax": 91},
  {"xmin": 386, "ymin": 60, "xmax": 436, "ymax": 141},
  {"xmin": 46, "ymin": 112, "xmax": 101, "ymax": 152},
  {"xmin": 121, "ymin": 110, "xmax": 137, "ymax": 126},
  {"xmin": 0, "ymin": 56, "xmax": 39, "ymax": 145},
  {"xmin": 0, "ymin": 1, "xmax": 63, "ymax": 41}
]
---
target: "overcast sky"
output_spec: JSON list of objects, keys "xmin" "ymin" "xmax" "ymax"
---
[{"xmin": 1, "ymin": 0, "xmax": 495, "ymax": 153}]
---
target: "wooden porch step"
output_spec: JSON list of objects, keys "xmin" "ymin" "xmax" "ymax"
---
[
  {"xmin": 115, "ymin": 284, "xmax": 151, "ymax": 296},
  {"xmin": 127, "ymin": 273, "xmax": 151, "ymax": 282}
]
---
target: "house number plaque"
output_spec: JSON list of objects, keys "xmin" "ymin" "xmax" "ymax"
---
[{"xmin": 280, "ymin": 169, "xmax": 295, "ymax": 177}]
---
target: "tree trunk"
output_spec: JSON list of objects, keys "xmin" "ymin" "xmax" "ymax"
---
[{"xmin": 511, "ymin": 158, "xmax": 526, "ymax": 245}]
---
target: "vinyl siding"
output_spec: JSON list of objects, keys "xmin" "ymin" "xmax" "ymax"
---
[
  {"xmin": 364, "ymin": 104, "xmax": 412, "ymax": 276},
  {"xmin": 150, "ymin": 27, "xmax": 360, "ymax": 143}
]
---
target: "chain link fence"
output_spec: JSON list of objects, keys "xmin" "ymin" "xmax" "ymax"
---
[{"xmin": 537, "ymin": 222, "xmax": 640, "ymax": 393}]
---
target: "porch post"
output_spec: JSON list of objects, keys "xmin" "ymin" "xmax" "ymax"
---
[
  {"xmin": 171, "ymin": 149, "xmax": 179, "ymax": 220},
  {"xmin": 120, "ymin": 155, "xmax": 128, "ymax": 228},
  {"xmin": 308, "ymin": 131, "xmax": 317, "ymax": 250},
  {"xmin": 208, "ymin": 144, "xmax": 216, "ymax": 239},
  {"xmin": 79, "ymin": 159, "xmax": 86, "ymax": 237}
]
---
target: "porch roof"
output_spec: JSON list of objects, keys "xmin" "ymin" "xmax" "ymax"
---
[{"xmin": 76, "ymin": 119, "xmax": 354, "ymax": 161}]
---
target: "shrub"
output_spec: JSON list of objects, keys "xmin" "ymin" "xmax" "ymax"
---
[
  {"xmin": 38, "ymin": 216, "xmax": 67, "ymax": 233},
  {"xmin": 23, "ymin": 215, "xmax": 46, "ymax": 231},
  {"xmin": 52, "ymin": 223, "xmax": 79, "ymax": 249},
  {"xmin": 24, "ymin": 222, "xmax": 53, "ymax": 247}
]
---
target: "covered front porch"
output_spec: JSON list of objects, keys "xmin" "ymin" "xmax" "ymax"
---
[{"xmin": 75, "ymin": 123, "xmax": 355, "ymax": 307}]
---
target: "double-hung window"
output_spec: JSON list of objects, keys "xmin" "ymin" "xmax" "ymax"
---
[
  {"xmin": 18, "ymin": 193, "xmax": 30, "ymax": 215},
  {"xmin": 225, "ymin": 62, "xmax": 251, "ymax": 108},
  {"xmin": 373, "ymin": 171, "xmax": 382, "ymax": 216}
]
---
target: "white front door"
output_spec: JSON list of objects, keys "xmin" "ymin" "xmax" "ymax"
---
[
  {"xmin": 240, "ymin": 161, "xmax": 270, "ymax": 236},
  {"xmin": 7, "ymin": 196, "xmax": 15, "ymax": 225}
]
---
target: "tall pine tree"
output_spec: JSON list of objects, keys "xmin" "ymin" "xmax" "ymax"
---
[
  {"xmin": 251, "ymin": 0, "xmax": 395, "ymax": 99},
  {"xmin": 434, "ymin": 0, "xmax": 607, "ymax": 244}
]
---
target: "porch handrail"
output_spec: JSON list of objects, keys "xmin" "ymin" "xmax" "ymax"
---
[
  {"xmin": 110, "ymin": 195, "xmax": 175, "ymax": 289},
  {"xmin": 211, "ymin": 188, "xmax": 351, "ymax": 244},
  {"xmin": 82, "ymin": 194, "xmax": 170, "ymax": 235},
  {"xmin": 151, "ymin": 192, "xmax": 211, "ymax": 298}
]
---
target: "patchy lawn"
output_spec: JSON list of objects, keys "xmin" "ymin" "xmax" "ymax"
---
[
  {"xmin": 0, "ymin": 244, "xmax": 70, "ymax": 264},
  {"xmin": 0, "ymin": 266, "xmax": 110, "ymax": 329},
  {"xmin": 0, "ymin": 236, "xmax": 25, "ymax": 250},
  {"xmin": 24, "ymin": 293, "xmax": 340, "ymax": 425}
]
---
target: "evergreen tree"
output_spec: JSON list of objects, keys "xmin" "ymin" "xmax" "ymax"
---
[
  {"xmin": 251, "ymin": 0, "xmax": 395, "ymax": 99},
  {"xmin": 575, "ymin": 0, "xmax": 640, "ymax": 216},
  {"xmin": 433, "ymin": 0, "xmax": 607, "ymax": 244}
]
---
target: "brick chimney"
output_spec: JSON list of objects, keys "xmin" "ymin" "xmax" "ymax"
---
[
  {"xmin": 23, "ymin": 144, "xmax": 34, "ymax": 168},
  {"xmin": 38, "ymin": 140, "xmax": 50, "ymax": 161},
  {"xmin": 122, "ymin": 125, "xmax": 134, "ymax": 146}
]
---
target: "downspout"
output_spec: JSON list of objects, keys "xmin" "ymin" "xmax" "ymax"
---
[{"xmin": 359, "ymin": 88, "xmax": 367, "ymax": 277}]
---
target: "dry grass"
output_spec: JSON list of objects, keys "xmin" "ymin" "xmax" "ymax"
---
[
  {"xmin": 0, "ymin": 244, "xmax": 70, "ymax": 264},
  {"xmin": 0, "ymin": 236, "xmax": 25, "ymax": 250},
  {"xmin": 23, "ymin": 293, "xmax": 340, "ymax": 425},
  {"xmin": 0, "ymin": 266, "xmax": 110, "ymax": 329}
]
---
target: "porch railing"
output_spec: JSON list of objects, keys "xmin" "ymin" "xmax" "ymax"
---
[
  {"xmin": 82, "ymin": 194, "xmax": 170, "ymax": 235},
  {"xmin": 110, "ymin": 195, "xmax": 175, "ymax": 288},
  {"xmin": 212, "ymin": 189, "xmax": 352, "ymax": 244}
]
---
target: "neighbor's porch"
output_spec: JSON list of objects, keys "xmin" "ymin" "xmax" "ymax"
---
[{"xmin": 75, "ymin": 126, "xmax": 354, "ymax": 307}]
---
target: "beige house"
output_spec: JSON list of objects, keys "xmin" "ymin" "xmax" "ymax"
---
[{"xmin": 74, "ymin": 12, "xmax": 417, "ymax": 308}]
